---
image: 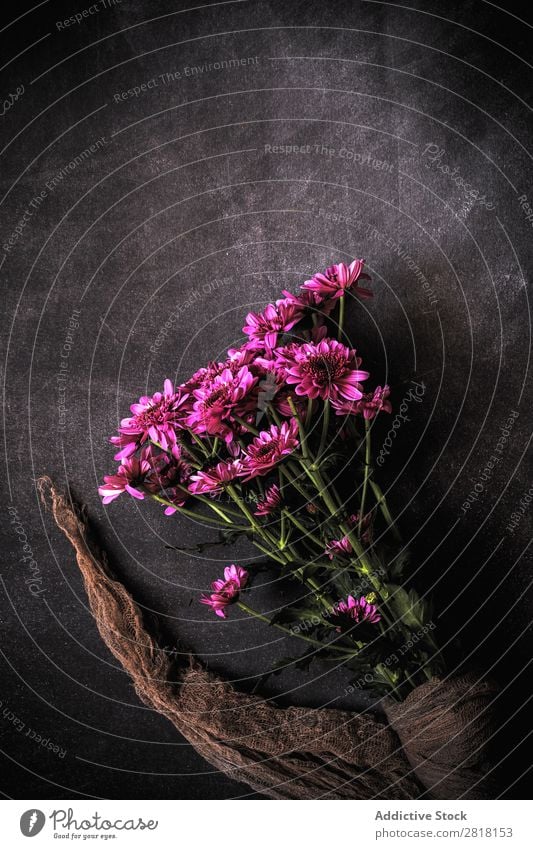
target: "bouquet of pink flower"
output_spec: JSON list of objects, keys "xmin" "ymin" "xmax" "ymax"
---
[{"xmin": 99, "ymin": 260, "xmax": 442, "ymax": 699}]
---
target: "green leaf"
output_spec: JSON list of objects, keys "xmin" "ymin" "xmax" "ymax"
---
[
  {"xmin": 388, "ymin": 547, "xmax": 411, "ymax": 579},
  {"xmin": 386, "ymin": 584, "xmax": 428, "ymax": 629}
]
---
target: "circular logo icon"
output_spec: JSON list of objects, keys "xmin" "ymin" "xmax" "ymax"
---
[{"xmin": 20, "ymin": 810, "xmax": 46, "ymax": 837}]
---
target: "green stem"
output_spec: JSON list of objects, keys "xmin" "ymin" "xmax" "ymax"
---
[
  {"xmin": 279, "ymin": 463, "xmax": 325, "ymax": 514},
  {"xmin": 282, "ymin": 508, "xmax": 324, "ymax": 549},
  {"xmin": 368, "ymin": 479, "xmax": 402, "ymax": 541},
  {"xmin": 151, "ymin": 439, "xmax": 203, "ymax": 470},
  {"xmin": 278, "ymin": 469, "xmax": 286, "ymax": 548},
  {"xmin": 150, "ymin": 494, "xmax": 239, "ymax": 528},
  {"xmin": 358, "ymin": 418, "xmax": 371, "ymax": 534},
  {"xmin": 190, "ymin": 432, "xmax": 210, "ymax": 456},
  {"xmin": 266, "ymin": 403, "xmax": 282, "ymax": 426},
  {"xmin": 305, "ymin": 397, "xmax": 313, "ymax": 427},
  {"xmin": 226, "ymin": 484, "xmax": 278, "ymax": 548},
  {"xmin": 298, "ymin": 463, "xmax": 395, "ymax": 620},
  {"xmin": 175, "ymin": 484, "xmax": 238, "ymax": 524},
  {"xmin": 232, "ymin": 414, "xmax": 259, "ymax": 436},
  {"xmin": 287, "ymin": 396, "xmax": 309, "ymax": 460},
  {"xmin": 237, "ymin": 601, "xmax": 356, "ymax": 656},
  {"xmin": 227, "ymin": 483, "xmax": 333, "ymax": 609},
  {"xmin": 250, "ymin": 539, "xmax": 287, "ymax": 565},
  {"xmin": 337, "ymin": 293, "xmax": 346, "ymax": 340},
  {"xmin": 317, "ymin": 399, "xmax": 330, "ymax": 461}
]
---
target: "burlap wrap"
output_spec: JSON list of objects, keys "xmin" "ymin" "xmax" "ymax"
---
[{"xmin": 38, "ymin": 478, "xmax": 499, "ymax": 799}]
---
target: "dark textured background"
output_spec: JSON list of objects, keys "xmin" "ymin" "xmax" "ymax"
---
[{"xmin": 1, "ymin": 0, "xmax": 532, "ymax": 800}]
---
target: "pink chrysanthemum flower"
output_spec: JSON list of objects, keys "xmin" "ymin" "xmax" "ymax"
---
[
  {"xmin": 262, "ymin": 341, "xmax": 300, "ymax": 381},
  {"xmin": 301, "ymin": 260, "xmax": 372, "ymax": 301},
  {"xmin": 225, "ymin": 344, "xmax": 263, "ymax": 372},
  {"xmin": 334, "ymin": 595, "xmax": 381, "ymax": 623},
  {"xmin": 189, "ymin": 347, "xmax": 264, "ymax": 386},
  {"xmin": 332, "ymin": 385, "xmax": 392, "ymax": 419},
  {"xmin": 325, "ymin": 535, "xmax": 353, "ymax": 560},
  {"xmin": 242, "ymin": 299, "xmax": 304, "ymax": 350},
  {"xmin": 274, "ymin": 338, "xmax": 369, "ymax": 402},
  {"xmin": 145, "ymin": 446, "xmax": 193, "ymax": 515},
  {"xmin": 200, "ymin": 564, "xmax": 248, "ymax": 618},
  {"xmin": 99, "ymin": 447, "xmax": 153, "ymax": 504},
  {"xmin": 180, "ymin": 366, "xmax": 210, "ymax": 396},
  {"xmin": 113, "ymin": 379, "xmax": 189, "ymax": 460},
  {"xmin": 281, "ymin": 288, "xmax": 336, "ymax": 315},
  {"xmin": 359, "ymin": 385, "xmax": 392, "ymax": 419},
  {"xmin": 189, "ymin": 459, "xmax": 243, "ymax": 495},
  {"xmin": 239, "ymin": 419, "xmax": 299, "ymax": 480},
  {"xmin": 254, "ymin": 484, "xmax": 282, "ymax": 516},
  {"xmin": 185, "ymin": 366, "xmax": 258, "ymax": 441}
]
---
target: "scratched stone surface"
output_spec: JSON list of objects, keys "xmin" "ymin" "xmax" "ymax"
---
[{"xmin": 1, "ymin": 0, "xmax": 532, "ymax": 799}]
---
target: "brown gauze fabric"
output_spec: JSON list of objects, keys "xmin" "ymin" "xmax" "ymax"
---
[{"xmin": 38, "ymin": 478, "xmax": 499, "ymax": 800}]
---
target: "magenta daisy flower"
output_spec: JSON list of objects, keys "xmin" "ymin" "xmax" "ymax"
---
[
  {"xmin": 331, "ymin": 595, "xmax": 381, "ymax": 629},
  {"xmin": 113, "ymin": 379, "xmax": 189, "ymax": 459},
  {"xmin": 185, "ymin": 366, "xmax": 258, "ymax": 441},
  {"xmin": 325, "ymin": 535, "xmax": 353, "ymax": 560},
  {"xmin": 301, "ymin": 260, "xmax": 372, "ymax": 301},
  {"xmin": 274, "ymin": 338, "xmax": 369, "ymax": 402},
  {"xmin": 254, "ymin": 484, "xmax": 282, "ymax": 516},
  {"xmin": 189, "ymin": 459, "xmax": 243, "ymax": 495},
  {"xmin": 242, "ymin": 299, "xmax": 304, "ymax": 350},
  {"xmin": 99, "ymin": 447, "xmax": 153, "ymax": 504},
  {"xmin": 239, "ymin": 419, "xmax": 299, "ymax": 480},
  {"xmin": 200, "ymin": 564, "xmax": 248, "ymax": 618},
  {"xmin": 332, "ymin": 385, "xmax": 391, "ymax": 419}
]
